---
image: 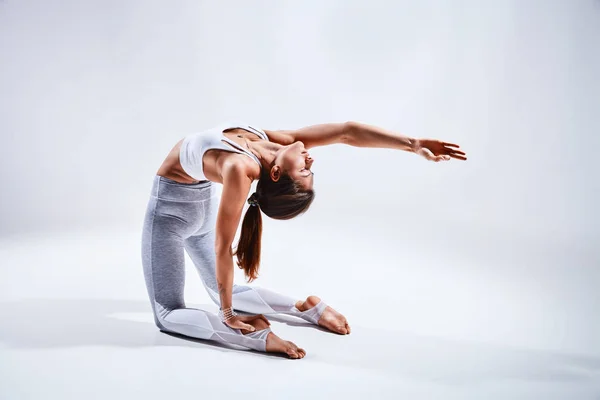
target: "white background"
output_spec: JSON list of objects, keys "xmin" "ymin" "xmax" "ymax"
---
[{"xmin": 1, "ymin": 0, "xmax": 599, "ymax": 399}]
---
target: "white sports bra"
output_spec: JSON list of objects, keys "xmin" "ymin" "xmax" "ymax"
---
[{"xmin": 179, "ymin": 122, "xmax": 269, "ymax": 182}]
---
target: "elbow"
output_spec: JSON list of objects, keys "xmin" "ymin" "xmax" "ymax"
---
[
  {"xmin": 214, "ymin": 241, "xmax": 233, "ymax": 258},
  {"xmin": 341, "ymin": 121, "xmax": 358, "ymax": 146}
]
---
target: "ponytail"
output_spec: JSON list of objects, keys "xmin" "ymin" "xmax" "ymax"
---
[
  {"xmin": 234, "ymin": 170, "xmax": 315, "ymax": 282},
  {"xmin": 233, "ymin": 195, "xmax": 263, "ymax": 282}
]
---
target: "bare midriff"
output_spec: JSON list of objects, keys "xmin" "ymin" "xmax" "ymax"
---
[
  {"xmin": 155, "ymin": 128, "xmax": 263, "ymax": 184},
  {"xmin": 154, "ymin": 138, "xmax": 200, "ymax": 184}
]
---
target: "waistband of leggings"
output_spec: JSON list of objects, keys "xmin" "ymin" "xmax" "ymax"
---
[{"xmin": 150, "ymin": 175, "xmax": 215, "ymax": 202}]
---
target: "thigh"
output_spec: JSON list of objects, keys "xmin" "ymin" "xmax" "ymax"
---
[
  {"xmin": 184, "ymin": 193, "xmax": 220, "ymax": 292},
  {"xmin": 142, "ymin": 197, "xmax": 201, "ymax": 311},
  {"xmin": 184, "ymin": 229, "xmax": 219, "ymax": 294}
]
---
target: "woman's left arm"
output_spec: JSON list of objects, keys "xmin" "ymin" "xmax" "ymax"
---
[
  {"xmin": 343, "ymin": 121, "xmax": 416, "ymax": 151},
  {"xmin": 265, "ymin": 121, "xmax": 467, "ymax": 161},
  {"xmin": 345, "ymin": 121, "xmax": 467, "ymax": 162}
]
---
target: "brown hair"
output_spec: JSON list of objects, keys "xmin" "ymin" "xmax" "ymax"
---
[{"xmin": 233, "ymin": 168, "xmax": 315, "ymax": 282}]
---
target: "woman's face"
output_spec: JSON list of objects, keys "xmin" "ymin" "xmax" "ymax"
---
[{"xmin": 273, "ymin": 141, "xmax": 314, "ymax": 190}]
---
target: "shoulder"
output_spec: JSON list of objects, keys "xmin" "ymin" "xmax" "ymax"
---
[
  {"xmin": 219, "ymin": 157, "xmax": 257, "ymax": 205},
  {"xmin": 221, "ymin": 155, "xmax": 261, "ymax": 182}
]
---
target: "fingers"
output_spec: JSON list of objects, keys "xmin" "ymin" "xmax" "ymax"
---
[
  {"xmin": 227, "ymin": 318, "xmax": 256, "ymax": 332},
  {"xmin": 420, "ymin": 148, "xmax": 466, "ymax": 162},
  {"xmin": 441, "ymin": 142, "xmax": 467, "ymax": 160},
  {"xmin": 448, "ymin": 148, "xmax": 466, "ymax": 156},
  {"xmin": 438, "ymin": 147, "xmax": 467, "ymax": 161},
  {"xmin": 449, "ymin": 153, "xmax": 467, "ymax": 160},
  {"xmin": 240, "ymin": 323, "xmax": 255, "ymax": 332},
  {"xmin": 442, "ymin": 142, "xmax": 460, "ymax": 148}
]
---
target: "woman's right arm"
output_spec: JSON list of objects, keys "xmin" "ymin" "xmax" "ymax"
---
[{"xmin": 214, "ymin": 159, "xmax": 261, "ymax": 331}]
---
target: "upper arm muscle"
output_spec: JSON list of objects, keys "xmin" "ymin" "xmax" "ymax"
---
[{"xmin": 264, "ymin": 121, "xmax": 352, "ymax": 149}]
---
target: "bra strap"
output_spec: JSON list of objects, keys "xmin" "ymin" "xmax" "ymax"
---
[{"xmin": 245, "ymin": 124, "xmax": 268, "ymax": 140}]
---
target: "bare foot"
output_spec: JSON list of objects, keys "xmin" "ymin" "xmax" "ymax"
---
[
  {"xmin": 265, "ymin": 332, "xmax": 306, "ymax": 359},
  {"xmin": 295, "ymin": 295, "xmax": 351, "ymax": 335},
  {"xmin": 242, "ymin": 315, "xmax": 306, "ymax": 359}
]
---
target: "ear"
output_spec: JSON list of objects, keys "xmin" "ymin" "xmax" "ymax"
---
[{"xmin": 270, "ymin": 165, "xmax": 282, "ymax": 182}]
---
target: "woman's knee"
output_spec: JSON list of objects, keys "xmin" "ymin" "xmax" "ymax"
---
[{"xmin": 153, "ymin": 315, "xmax": 167, "ymax": 331}]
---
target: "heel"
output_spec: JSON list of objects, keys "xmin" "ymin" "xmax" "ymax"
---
[{"xmin": 293, "ymin": 300, "xmax": 327, "ymax": 325}]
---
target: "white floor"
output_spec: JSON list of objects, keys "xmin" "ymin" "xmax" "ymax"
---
[{"xmin": 0, "ymin": 221, "xmax": 598, "ymax": 400}]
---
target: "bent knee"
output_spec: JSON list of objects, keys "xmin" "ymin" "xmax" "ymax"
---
[{"xmin": 153, "ymin": 314, "xmax": 168, "ymax": 332}]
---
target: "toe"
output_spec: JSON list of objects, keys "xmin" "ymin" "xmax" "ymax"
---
[
  {"xmin": 287, "ymin": 349, "xmax": 298, "ymax": 359},
  {"xmin": 297, "ymin": 347, "xmax": 306, "ymax": 358},
  {"xmin": 286, "ymin": 342, "xmax": 300, "ymax": 359}
]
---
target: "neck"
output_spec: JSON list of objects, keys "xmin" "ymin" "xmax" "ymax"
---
[{"xmin": 249, "ymin": 140, "xmax": 281, "ymax": 169}]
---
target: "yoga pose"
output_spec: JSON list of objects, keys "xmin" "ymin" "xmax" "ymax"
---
[{"xmin": 141, "ymin": 121, "xmax": 466, "ymax": 358}]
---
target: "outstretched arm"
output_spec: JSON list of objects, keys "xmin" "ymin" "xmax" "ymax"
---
[
  {"xmin": 346, "ymin": 121, "xmax": 467, "ymax": 161},
  {"xmin": 265, "ymin": 121, "xmax": 467, "ymax": 161},
  {"xmin": 343, "ymin": 121, "xmax": 417, "ymax": 151}
]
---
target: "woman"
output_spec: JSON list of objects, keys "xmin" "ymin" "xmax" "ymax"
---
[{"xmin": 142, "ymin": 121, "xmax": 467, "ymax": 359}]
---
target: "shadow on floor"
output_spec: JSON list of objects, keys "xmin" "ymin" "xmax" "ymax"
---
[
  {"xmin": 0, "ymin": 298, "xmax": 599, "ymax": 384},
  {"xmin": 0, "ymin": 298, "xmax": 288, "ymax": 360}
]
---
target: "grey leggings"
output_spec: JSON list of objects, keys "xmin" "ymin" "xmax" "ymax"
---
[{"xmin": 141, "ymin": 175, "xmax": 325, "ymax": 351}]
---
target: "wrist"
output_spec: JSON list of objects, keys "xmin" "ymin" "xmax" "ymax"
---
[
  {"xmin": 218, "ymin": 306, "xmax": 238, "ymax": 322},
  {"xmin": 410, "ymin": 138, "xmax": 421, "ymax": 153}
]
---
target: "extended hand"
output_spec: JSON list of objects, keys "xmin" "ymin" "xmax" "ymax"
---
[
  {"xmin": 224, "ymin": 314, "xmax": 270, "ymax": 332},
  {"xmin": 415, "ymin": 139, "xmax": 467, "ymax": 162}
]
